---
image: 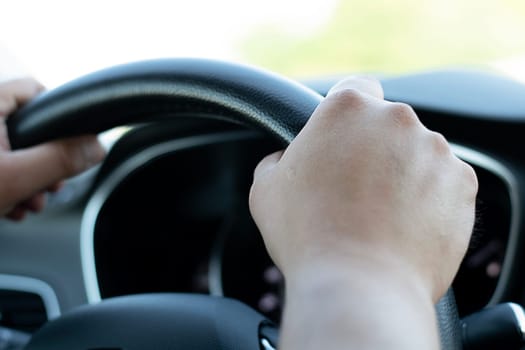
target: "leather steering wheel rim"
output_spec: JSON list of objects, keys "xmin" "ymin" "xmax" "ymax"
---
[
  {"xmin": 7, "ymin": 58, "xmax": 461, "ymax": 350},
  {"xmin": 7, "ymin": 58, "xmax": 321, "ymax": 148}
]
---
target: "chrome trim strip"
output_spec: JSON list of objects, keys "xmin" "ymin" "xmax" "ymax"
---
[
  {"xmin": 0, "ymin": 274, "xmax": 61, "ymax": 319},
  {"xmin": 450, "ymin": 144, "xmax": 521, "ymax": 304},
  {"xmin": 208, "ymin": 214, "xmax": 234, "ymax": 297},
  {"xmin": 508, "ymin": 302, "xmax": 525, "ymax": 339},
  {"xmin": 80, "ymin": 131, "xmax": 257, "ymax": 303},
  {"xmin": 261, "ymin": 338, "xmax": 277, "ymax": 350}
]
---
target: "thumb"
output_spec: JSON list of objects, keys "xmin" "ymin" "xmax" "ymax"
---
[{"xmin": 0, "ymin": 135, "xmax": 105, "ymax": 206}]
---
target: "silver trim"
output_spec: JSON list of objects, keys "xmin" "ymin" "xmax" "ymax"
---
[
  {"xmin": 508, "ymin": 302, "xmax": 525, "ymax": 339},
  {"xmin": 450, "ymin": 144, "xmax": 521, "ymax": 304},
  {"xmin": 81, "ymin": 131, "xmax": 258, "ymax": 303},
  {"xmin": 0, "ymin": 274, "xmax": 61, "ymax": 319},
  {"xmin": 81, "ymin": 136, "xmax": 521, "ymax": 306},
  {"xmin": 261, "ymin": 338, "xmax": 276, "ymax": 350},
  {"xmin": 208, "ymin": 213, "xmax": 235, "ymax": 297}
]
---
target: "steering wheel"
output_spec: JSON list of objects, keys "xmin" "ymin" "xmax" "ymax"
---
[{"xmin": 7, "ymin": 58, "xmax": 462, "ymax": 350}]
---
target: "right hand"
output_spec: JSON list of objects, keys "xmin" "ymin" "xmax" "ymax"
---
[{"xmin": 249, "ymin": 76, "xmax": 478, "ymax": 302}]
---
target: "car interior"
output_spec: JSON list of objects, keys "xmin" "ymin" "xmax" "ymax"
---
[{"xmin": 1, "ymin": 1, "xmax": 525, "ymax": 349}]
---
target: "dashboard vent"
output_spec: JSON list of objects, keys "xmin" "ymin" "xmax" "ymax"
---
[{"xmin": 0, "ymin": 290, "xmax": 48, "ymax": 332}]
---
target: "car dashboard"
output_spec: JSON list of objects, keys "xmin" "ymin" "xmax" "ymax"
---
[{"xmin": 0, "ymin": 67, "xmax": 524, "ymax": 333}]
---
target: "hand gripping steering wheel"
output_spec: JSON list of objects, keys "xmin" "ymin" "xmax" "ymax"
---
[{"xmin": 7, "ymin": 58, "xmax": 462, "ymax": 350}]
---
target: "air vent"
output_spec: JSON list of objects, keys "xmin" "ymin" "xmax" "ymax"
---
[{"xmin": 0, "ymin": 290, "xmax": 47, "ymax": 332}]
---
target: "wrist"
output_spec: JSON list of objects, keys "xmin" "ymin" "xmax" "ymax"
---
[
  {"xmin": 280, "ymin": 256, "xmax": 440, "ymax": 350},
  {"xmin": 283, "ymin": 252, "xmax": 435, "ymax": 308}
]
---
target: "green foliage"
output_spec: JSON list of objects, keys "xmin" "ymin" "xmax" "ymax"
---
[{"xmin": 238, "ymin": 0, "xmax": 525, "ymax": 78}]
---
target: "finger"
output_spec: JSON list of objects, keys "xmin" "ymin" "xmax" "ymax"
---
[
  {"xmin": 0, "ymin": 78, "xmax": 45, "ymax": 117},
  {"xmin": 22, "ymin": 193, "xmax": 47, "ymax": 213},
  {"xmin": 0, "ymin": 122, "xmax": 9, "ymax": 150},
  {"xmin": 304, "ymin": 76, "xmax": 384, "ymax": 129},
  {"xmin": 327, "ymin": 75, "xmax": 384, "ymax": 100},
  {"xmin": 1, "ymin": 135, "xmax": 105, "ymax": 205},
  {"xmin": 3, "ymin": 192, "xmax": 47, "ymax": 220},
  {"xmin": 47, "ymin": 181, "xmax": 65, "ymax": 193},
  {"xmin": 253, "ymin": 150, "xmax": 284, "ymax": 180},
  {"xmin": 5, "ymin": 205, "xmax": 27, "ymax": 221}
]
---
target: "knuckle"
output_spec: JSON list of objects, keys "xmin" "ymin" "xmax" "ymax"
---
[
  {"xmin": 429, "ymin": 131, "xmax": 451, "ymax": 155},
  {"xmin": 55, "ymin": 141, "xmax": 85, "ymax": 176},
  {"xmin": 461, "ymin": 161, "xmax": 479, "ymax": 197},
  {"xmin": 330, "ymin": 76, "xmax": 384, "ymax": 99},
  {"xmin": 325, "ymin": 88, "xmax": 367, "ymax": 110},
  {"xmin": 54, "ymin": 136, "xmax": 104, "ymax": 178},
  {"xmin": 388, "ymin": 102, "xmax": 419, "ymax": 127}
]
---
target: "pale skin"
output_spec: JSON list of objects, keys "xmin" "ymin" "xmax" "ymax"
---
[
  {"xmin": 249, "ymin": 77, "xmax": 478, "ymax": 349},
  {"xmin": 0, "ymin": 78, "xmax": 105, "ymax": 220}
]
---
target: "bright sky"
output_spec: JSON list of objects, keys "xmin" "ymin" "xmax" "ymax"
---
[
  {"xmin": 3, "ymin": 0, "xmax": 525, "ymax": 86},
  {"xmin": 0, "ymin": 0, "xmax": 337, "ymax": 87}
]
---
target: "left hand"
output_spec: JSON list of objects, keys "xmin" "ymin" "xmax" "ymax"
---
[{"xmin": 0, "ymin": 78, "xmax": 106, "ymax": 220}]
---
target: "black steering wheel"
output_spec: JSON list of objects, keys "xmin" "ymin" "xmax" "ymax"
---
[{"xmin": 7, "ymin": 58, "xmax": 462, "ymax": 350}]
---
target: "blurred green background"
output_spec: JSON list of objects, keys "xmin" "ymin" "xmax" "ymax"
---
[
  {"xmin": 3, "ymin": 0, "xmax": 525, "ymax": 86},
  {"xmin": 239, "ymin": 0, "xmax": 525, "ymax": 79}
]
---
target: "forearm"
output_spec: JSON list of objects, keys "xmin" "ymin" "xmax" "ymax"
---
[{"xmin": 279, "ymin": 261, "xmax": 440, "ymax": 350}]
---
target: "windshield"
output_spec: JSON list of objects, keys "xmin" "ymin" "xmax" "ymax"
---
[{"xmin": 1, "ymin": 0, "xmax": 525, "ymax": 87}]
